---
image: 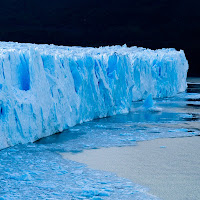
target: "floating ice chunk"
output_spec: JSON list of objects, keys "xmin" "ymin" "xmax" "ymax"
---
[
  {"xmin": 143, "ymin": 94, "xmax": 154, "ymax": 109},
  {"xmin": 148, "ymin": 106, "xmax": 163, "ymax": 112},
  {"xmin": 143, "ymin": 94, "xmax": 163, "ymax": 112},
  {"xmin": 168, "ymin": 128, "xmax": 188, "ymax": 132},
  {"xmin": 180, "ymin": 114, "xmax": 193, "ymax": 119}
]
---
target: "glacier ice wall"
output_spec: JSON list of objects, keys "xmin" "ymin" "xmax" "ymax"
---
[{"xmin": 0, "ymin": 42, "xmax": 188, "ymax": 150}]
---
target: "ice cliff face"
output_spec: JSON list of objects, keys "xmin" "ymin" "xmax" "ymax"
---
[{"xmin": 0, "ymin": 42, "xmax": 188, "ymax": 149}]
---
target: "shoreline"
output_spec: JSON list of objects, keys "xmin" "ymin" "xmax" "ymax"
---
[{"xmin": 61, "ymin": 136, "xmax": 200, "ymax": 200}]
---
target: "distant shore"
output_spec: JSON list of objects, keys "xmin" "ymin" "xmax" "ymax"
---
[
  {"xmin": 187, "ymin": 77, "xmax": 200, "ymax": 83},
  {"xmin": 61, "ymin": 136, "xmax": 200, "ymax": 200}
]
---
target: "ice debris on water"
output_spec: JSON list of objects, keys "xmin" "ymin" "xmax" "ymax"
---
[
  {"xmin": 143, "ymin": 94, "xmax": 154, "ymax": 109},
  {"xmin": 143, "ymin": 94, "xmax": 163, "ymax": 112},
  {"xmin": 0, "ymin": 42, "xmax": 188, "ymax": 149}
]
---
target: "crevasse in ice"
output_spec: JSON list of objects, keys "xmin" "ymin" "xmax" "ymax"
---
[{"xmin": 0, "ymin": 42, "xmax": 188, "ymax": 149}]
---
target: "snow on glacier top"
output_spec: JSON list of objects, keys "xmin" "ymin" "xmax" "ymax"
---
[{"xmin": 0, "ymin": 41, "xmax": 179, "ymax": 56}]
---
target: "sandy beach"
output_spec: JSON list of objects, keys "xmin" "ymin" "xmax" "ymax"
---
[{"xmin": 61, "ymin": 136, "xmax": 200, "ymax": 200}]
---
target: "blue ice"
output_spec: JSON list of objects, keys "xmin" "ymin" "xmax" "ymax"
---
[
  {"xmin": 143, "ymin": 94, "xmax": 154, "ymax": 109},
  {"xmin": 0, "ymin": 42, "xmax": 189, "ymax": 149}
]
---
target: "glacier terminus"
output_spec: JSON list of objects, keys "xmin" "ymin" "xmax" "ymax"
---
[{"xmin": 0, "ymin": 42, "xmax": 188, "ymax": 150}]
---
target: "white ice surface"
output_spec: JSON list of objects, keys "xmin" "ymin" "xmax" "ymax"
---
[{"xmin": 0, "ymin": 42, "xmax": 188, "ymax": 149}]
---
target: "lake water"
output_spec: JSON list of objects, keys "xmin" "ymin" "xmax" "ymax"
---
[
  {"xmin": 62, "ymin": 136, "xmax": 200, "ymax": 200},
  {"xmin": 1, "ymin": 77, "xmax": 200, "ymax": 199}
]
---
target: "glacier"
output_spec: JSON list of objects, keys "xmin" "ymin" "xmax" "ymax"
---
[{"xmin": 0, "ymin": 42, "xmax": 188, "ymax": 150}]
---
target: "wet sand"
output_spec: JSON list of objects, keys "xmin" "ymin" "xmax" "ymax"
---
[{"xmin": 61, "ymin": 136, "xmax": 200, "ymax": 200}]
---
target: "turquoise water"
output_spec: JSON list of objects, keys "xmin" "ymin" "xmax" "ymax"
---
[{"xmin": 0, "ymin": 78, "xmax": 200, "ymax": 199}]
